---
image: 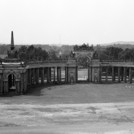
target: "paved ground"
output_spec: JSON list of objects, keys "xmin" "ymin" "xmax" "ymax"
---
[{"xmin": 1, "ymin": 83, "xmax": 134, "ymax": 133}]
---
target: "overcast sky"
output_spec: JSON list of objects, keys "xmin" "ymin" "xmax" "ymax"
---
[{"xmin": 0, "ymin": 0, "xmax": 134, "ymax": 45}]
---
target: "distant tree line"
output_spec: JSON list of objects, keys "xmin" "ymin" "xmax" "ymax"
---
[
  {"xmin": 17, "ymin": 45, "xmax": 68, "ymax": 61},
  {"xmin": 1, "ymin": 43, "xmax": 134, "ymax": 62},
  {"xmin": 74, "ymin": 43, "xmax": 94, "ymax": 51},
  {"xmin": 17, "ymin": 45, "xmax": 73, "ymax": 61},
  {"xmin": 72, "ymin": 44, "xmax": 134, "ymax": 67},
  {"xmin": 16, "ymin": 45, "xmax": 134, "ymax": 62},
  {"xmin": 17, "ymin": 45, "xmax": 49, "ymax": 61},
  {"xmin": 93, "ymin": 46, "xmax": 134, "ymax": 61}
]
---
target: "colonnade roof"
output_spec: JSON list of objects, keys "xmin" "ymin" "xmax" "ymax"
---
[
  {"xmin": 91, "ymin": 61, "xmax": 134, "ymax": 67},
  {"xmin": 26, "ymin": 60, "xmax": 77, "ymax": 69}
]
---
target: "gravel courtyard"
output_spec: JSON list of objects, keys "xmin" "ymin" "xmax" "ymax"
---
[{"xmin": 1, "ymin": 83, "xmax": 134, "ymax": 133}]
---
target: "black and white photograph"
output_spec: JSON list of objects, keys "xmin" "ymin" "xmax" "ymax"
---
[{"xmin": 0, "ymin": 0, "xmax": 134, "ymax": 133}]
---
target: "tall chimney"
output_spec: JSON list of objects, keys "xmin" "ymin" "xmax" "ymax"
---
[{"xmin": 11, "ymin": 31, "xmax": 14, "ymax": 50}]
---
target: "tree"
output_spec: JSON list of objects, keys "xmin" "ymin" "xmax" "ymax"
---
[
  {"xmin": 104, "ymin": 46, "xmax": 123, "ymax": 60},
  {"xmin": 18, "ymin": 46, "xmax": 27, "ymax": 60},
  {"xmin": 48, "ymin": 49, "xmax": 58, "ymax": 60},
  {"xmin": 97, "ymin": 46, "xmax": 123, "ymax": 61},
  {"xmin": 119, "ymin": 48, "xmax": 134, "ymax": 61},
  {"xmin": 17, "ymin": 45, "xmax": 48, "ymax": 61},
  {"xmin": 73, "ymin": 43, "xmax": 94, "ymax": 51}
]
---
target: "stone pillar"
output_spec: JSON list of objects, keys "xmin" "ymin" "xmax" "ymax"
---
[
  {"xmin": 28, "ymin": 69, "xmax": 31, "ymax": 85},
  {"xmin": 27, "ymin": 70, "xmax": 29, "ymax": 85},
  {"xmin": 65, "ymin": 67, "xmax": 68, "ymax": 83},
  {"xmin": 47, "ymin": 67, "xmax": 49, "ymax": 83},
  {"xmin": 112, "ymin": 67, "xmax": 115, "ymax": 82},
  {"xmin": 105, "ymin": 67, "xmax": 108, "ymax": 82},
  {"xmin": 76, "ymin": 66, "xmax": 78, "ymax": 82},
  {"xmin": 121, "ymin": 67, "xmax": 124, "ymax": 81},
  {"xmin": 49, "ymin": 68, "xmax": 51, "ymax": 82},
  {"xmin": 88, "ymin": 66, "xmax": 90, "ymax": 82},
  {"xmin": 53, "ymin": 67, "xmax": 56, "ymax": 83},
  {"xmin": 124, "ymin": 67, "xmax": 127, "ymax": 83},
  {"xmin": 91, "ymin": 66, "xmax": 92, "ymax": 82},
  {"xmin": 47, "ymin": 67, "xmax": 51, "ymax": 83},
  {"xmin": 24, "ymin": 71, "xmax": 28, "ymax": 93},
  {"xmin": 67, "ymin": 67, "xmax": 77, "ymax": 83},
  {"xmin": 31, "ymin": 69, "xmax": 33, "ymax": 85},
  {"xmin": 29, "ymin": 69, "xmax": 31, "ymax": 86},
  {"xmin": 49, "ymin": 67, "xmax": 52, "ymax": 82},
  {"xmin": 129, "ymin": 67, "xmax": 132, "ymax": 83},
  {"xmin": 3, "ymin": 81, "xmax": 5, "ymax": 94},
  {"xmin": 0, "ymin": 74, "xmax": 3, "ymax": 94},
  {"xmin": 57, "ymin": 67, "xmax": 61, "ymax": 83},
  {"xmin": 88, "ymin": 66, "xmax": 92, "ymax": 82},
  {"xmin": 3, "ymin": 81, "xmax": 8, "ymax": 94},
  {"xmin": 16, "ymin": 81, "xmax": 20, "ymax": 94},
  {"xmin": 20, "ymin": 73, "xmax": 24, "ymax": 93},
  {"xmin": 99, "ymin": 66, "xmax": 102, "ymax": 83},
  {"xmin": 36, "ymin": 68, "xmax": 39, "ymax": 84},
  {"xmin": 41, "ymin": 68, "xmax": 44, "ymax": 84},
  {"xmin": 67, "ymin": 67, "xmax": 69, "ymax": 83},
  {"xmin": 32, "ymin": 69, "xmax": 36, "ymax": 85},
  {"xmin": 118, "ymin": 67, "xmax": 121, "ymax": 83},
  {"xmin": 34, "ymin": 68, "xmax": 36, "ymax": 84}
]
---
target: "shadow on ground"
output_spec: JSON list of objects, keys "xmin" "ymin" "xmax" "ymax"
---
[{"xmin": 25, "ymin": 83, "xmax": 66, "ymax": 96}]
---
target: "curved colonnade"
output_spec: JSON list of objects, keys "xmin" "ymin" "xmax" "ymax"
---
[{"xmin": 0, "ymin": 59, "xmax": 134, "ymax": 95}]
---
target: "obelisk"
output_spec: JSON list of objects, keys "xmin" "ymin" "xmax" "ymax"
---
[{"xmin": 11, "ymin": 31, "xmax": 14, "ymax": 50}]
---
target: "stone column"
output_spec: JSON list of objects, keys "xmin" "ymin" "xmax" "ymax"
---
[
  {"xmin": 31, "ymin": 69, "xmax": 33, "ymax": 85},
  {"xmin": 16, "ymin": 81, "xmax": 20, "ymax": 94},
  {"xmin": 76, "ymin": 66, "xmax": 78, "ymax": 82},
  {"xmin": 88, "ymin": 66, "xmax": 90, "ymax": 82},
  {"xmin": 47, "ymin": 67, "xmax": 49, "ymax": 83},
  {"xmin": 0, "ymin": 74, "xmax": 3, "ymax": 94},
  {"xmin": 41, "ymin": 68, "xmax": 44, "ymax": 84},
  {"xmin": 65, "ymin": 67, "xmax": 68, "ymax": 83},
  {"xmin": 57, "ymin": 67, "xmax": 61, "ymax": 83},
  {"xmin": 32, "ymin": 69, "xmax": 36, "ymax": 85},
  {"xmin": 35, "ymin": 68, "xmax": 39, "ymax": 84},
  {"xmin": 124, "ymin": 67, "xmax": 127, "ymax": 83},
  {"xmin": 112, "ymin": 67, "xmax": 115, "ymax": 82},
  {"xmin": 30, "ymin": 69, "xmax": 32, "ymax": 85},
  {"xmin": 24, "ymin": 71, "xmax": 28, "ymax": 92},
  {"xmin": 67, "ymin": 67, "xmax": 69, "ymax": 83},
  {"xmin": 118, "ymin": 67, "xmax": 121, "ymax": 83},
  {"xmin": 99, "ymin": 66, "xmax": 102, "ymax": 83},
  {"xmin": 20, "ymin": 73, "xmax": 24, "ymax": 93},
  {"xmin": 49, "ymin": 67, "xmax": 51, "ymax": 82},
  {"xmin": 121, "ymin": 67, "xmax": 124, "ymax": 81},
  {"xmin": 53, "ymin": 67, "xmax": 56, "ymax": 83},
  {"xmin": 33, "ymin": 68, "xmax": 35, "ymax": 84},
  {"xmin": 29, "ymin": 69, "xmax": 31, "ymax": 86},
  {"xmin": 60, "ymin": 67, "xmax": 62, "ymax": 82},
  {"xmin": 27, "ymin": 70, "xmax": 29, "ymax": 85},
  {"xmin": 91, "ymin": 66, "xmax": 92, "ymax": 82},
  {"xmin": 3, "ymin": 81, "xmax": 5, "ymax": 94},
  {"xmin": 129, "ymin": 67, "xmax": 132, "ymax": 83},
  {"xmin": 105, "ymin": 67, "xmax": 108, "ymax": 82},
  {"xmin": 3, "ymin": 81, "xmax": 8, "ymax": 94},
  {"xmin": 47, "ymin": 67, "xmax": 50, "ymax": 83},
  {"xmin": 6, "ymin": 81, "xmax": 8, "ymax": 93}
]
